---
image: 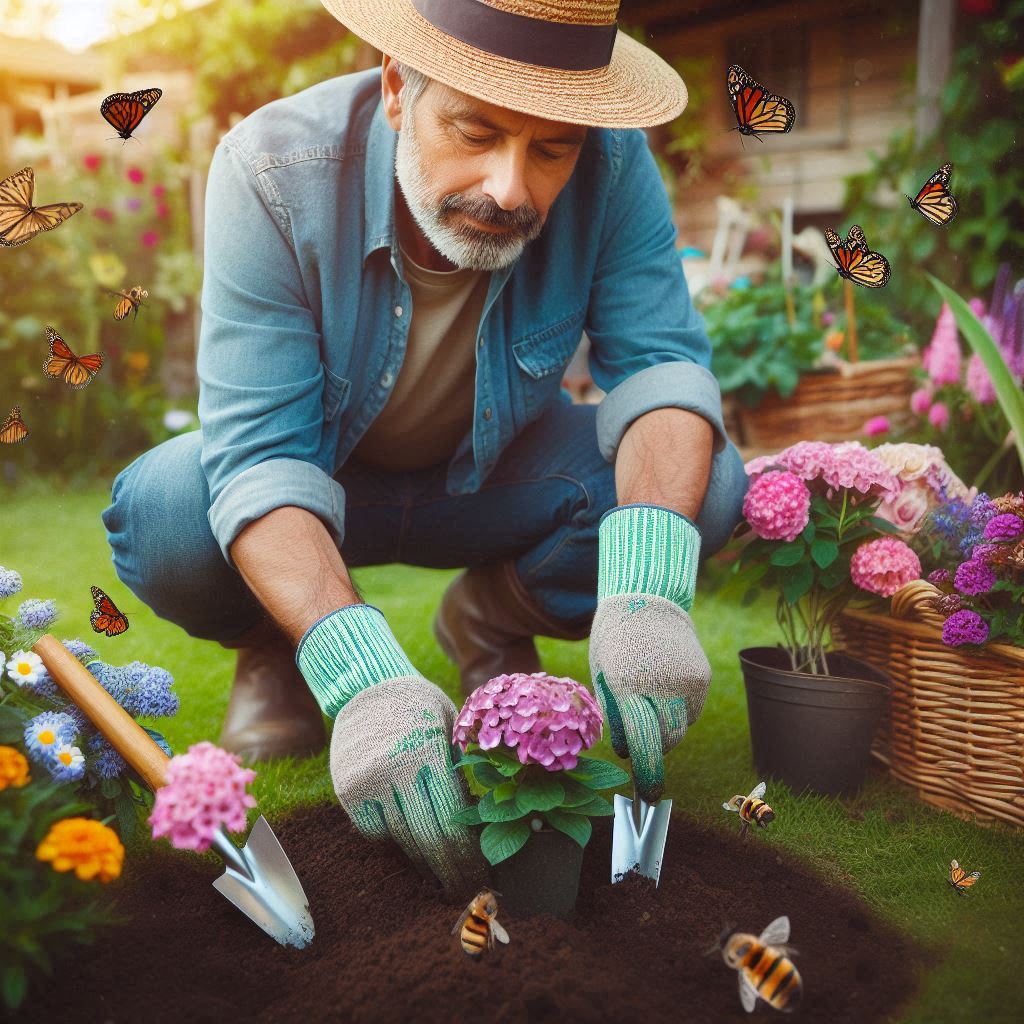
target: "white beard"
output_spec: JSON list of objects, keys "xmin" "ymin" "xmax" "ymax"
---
[{"xmin": 394, "ymin": 108, "xmax": 541, "ymax": 272}]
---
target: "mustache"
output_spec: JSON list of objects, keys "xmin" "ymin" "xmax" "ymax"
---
[{"xmin": 438, "ymin": 193, "xmax": 541, "ymax": 235}]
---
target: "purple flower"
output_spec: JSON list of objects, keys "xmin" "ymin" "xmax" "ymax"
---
[
  {"xmin": 62, "ymin": 638, "xmax": 98, "ymax": 661},
  {"xmin": 453, "ymin": 672, "xmax": 603, "ymax": 772},
  {"xmin": 954, "ymin": 559, "xmax": 997, "ymax": 596},
  {"xmin": 89, "ymin": 660, "xmax": 178, "ymax": 718},
  {"xmin": 927, "ymin": 569, "xmax": 951, "ymax": 585},
  {"xmin": 17, "ymin": 598, "xmax": 57, "ymax": 629},
  {"xmin": 88, "ymin": 734, "xmax": 128, "ymax": 779},
  {"xmin": 983, "ymin": 513, "xmax": 1024, "ymax": 542},
  {"xmin": 0, "ymin": 566, "xmax": 22, "ymax": 598},
  {"xmin": 942, "ymin": 609, "xmax": 989, "ymax": 646}
]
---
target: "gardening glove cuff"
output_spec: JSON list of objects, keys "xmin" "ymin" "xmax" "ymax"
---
[
  {"xmin": 329, "ymin": 676, "xmax": 486, "ymax": 899},
  {"xmin": 597, "ymin": 503, "xmax": 701, "ymax": 611},
  {"xmin": 296, "ymin": 604, "xmax": 419, "ymax": 719}
]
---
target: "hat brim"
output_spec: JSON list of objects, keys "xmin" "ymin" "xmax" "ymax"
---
[{"xmin": 319, "ymin": 0, "xmax": 687, "ymax": 128}]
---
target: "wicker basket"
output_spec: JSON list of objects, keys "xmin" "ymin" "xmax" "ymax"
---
[
  {"xmin": 833, "ymin": 580, "xmax": 1024, "ymax": 829},
  {"xmin": 736, "ymin": 355, "xmax": 919, "ymax": 453}
]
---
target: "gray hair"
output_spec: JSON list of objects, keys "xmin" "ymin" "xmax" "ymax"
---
[{"xmin": 391, "ymin": 60, "xmax": 431, "ymax": 111}]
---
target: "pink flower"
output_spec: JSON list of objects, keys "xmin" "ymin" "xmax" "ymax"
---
[
  {"xmin": 124, "ymin": 197, "xmax": 141, "ymax": 212},
  {"xmin": 148, "ymin": 741, "xmax": 256, "ymax": 852},
  {"xmin": 910, "ymin": 387, "xmax": 933, "ymax": 417},
  {"xmin": 83, "ymin": 153, "xmax": 102, "ymax": 173},
  {"xmin": 863, "ymin": 415, "xmax": 890, "ymax": 437},
  {"xmin": 742, "ymin": 470, "xmax": 811, "ymax": 542},
  {"xmin": 152, "ymin": 183, "xmax": 167, "ymax": 198},
  {"xmin": 746, "ymin": 441, "xmax": 897, "ymax": 503},
  {"xmin": 156, "ymin": 201, "xmax": 170, "ymax": 219},
  {"xmin": 851, "ymin": 537, "xmax": 922, "ymax": 597},
  {"xmin": 875, "ymin": 482, "xmax": 932, "ymax": 533},
  {"xmin": 922, "ymin": 302, "xmax": 961, "ymax": 386},
  {"xmin": 822, "ymin": 311, "xmax": 836, "ymax": 326},
  {"xmin": 141, "ymin": 230, "xmax": 160, "ymax": 248},
  {"xmin": 126, "ymin": 166, "xmax": 145, "ymax": 184},
  {"xmin": 93, "ymin": 207, "xmax": 114, "ymax": 222},
  {"xmin": 453, "ymin": 672, "xmax": 602, "ymax": 772},
  {"xmin": 965, "ymin": 353, "xmax": 996, "ymax": 404},
  {"xmin": 928, "ymin": 402, "xmax": 950, "ymax": 430}
]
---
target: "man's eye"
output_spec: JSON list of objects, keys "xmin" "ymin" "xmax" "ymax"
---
[{"xmin": 460, "ymin": 132, "xmax": 492, "ymax": 146}]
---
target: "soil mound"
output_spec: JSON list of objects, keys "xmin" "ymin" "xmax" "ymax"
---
[{"xmin": 21, "ymin": 803, "xmax": 923, "ymax": 1023}]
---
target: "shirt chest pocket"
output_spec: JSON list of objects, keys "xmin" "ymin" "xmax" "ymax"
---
[
  {"xmin": 510, "ymin": 308, "xmax": 586, "ymax": 422},
  {"xmin": 322, "ymin": 365, "xmax": 353, "ymax": 424}
]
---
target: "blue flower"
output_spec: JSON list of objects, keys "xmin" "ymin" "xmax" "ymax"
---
[
  {"xmin": 0, "ymin": 566, "xmax": 22, "ymax": 599},
  {"xmin": 24, "ymin": 711, "xmax": 78, "ymax": 761},
  {"xmin": 88, "ymin": 734, "xmax": 128, "ymax": 779},
  {"xmin": 62, "ymin": 638, "xmax": 98, "ymax": 662},
  {"xmin": 116, "ymin": 661, "xmax": 179, "ymax": 719},
  {"xmin": 17, "ymin": 598, "xmax": 57, "ymax": 630},
  {"xmin": 48, "ymin": 742, "xmax": 86, "ymax": 782}
]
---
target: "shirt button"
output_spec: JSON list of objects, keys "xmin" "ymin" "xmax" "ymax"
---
[
  {"xmin": 478, "ymin": 335, "xmax": 485, "ymax": 348},
  {"xmin": 483, "ymin": 407, "xmax": 492, "ymax": 421},
  {"xmin": 394, "ymin": 305, "xmax": 403, "ymax": 317},
  {"xmin": 381, "ymin": 372, "xmax": 393, "ymax": 387}
]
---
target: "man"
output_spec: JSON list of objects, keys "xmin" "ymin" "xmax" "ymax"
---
[{"xmin": 102, "ymin": 0, "xmax": 748, "ymax": 897}]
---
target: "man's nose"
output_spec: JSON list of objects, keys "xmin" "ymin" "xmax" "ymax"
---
[{"xmin": 481, "ymin": 145, "xmax": 530, "ymax": 212}]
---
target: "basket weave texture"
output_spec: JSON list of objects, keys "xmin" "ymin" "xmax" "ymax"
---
[{"xmin": 833, "ymin": 580, "xmax": 1024, "ymax": 829}]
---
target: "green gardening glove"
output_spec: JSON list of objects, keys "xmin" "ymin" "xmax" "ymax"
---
[
  {"xmin": 297, "ymin": 604, "xmax": 485, "ymax": 898},
  {"xmin": 588, "ymin": 504, "xmax": 712, "ymax": 803}
]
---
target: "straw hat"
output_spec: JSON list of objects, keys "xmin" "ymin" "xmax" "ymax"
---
[{"xmin": 319, "ymin": 0, "xmax": 687, "ymax": 128}]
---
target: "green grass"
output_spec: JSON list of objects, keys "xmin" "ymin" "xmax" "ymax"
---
[{"xmin": 5, "ymin": 485, "xmax": 1024, "ymax": 1022}]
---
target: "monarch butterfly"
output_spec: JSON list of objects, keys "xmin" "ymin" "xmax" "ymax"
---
[
  {"xmin": 43, "ymin": 326, "xmax": 104, "ymax": 389},
  {"xmin": 727, "ymin": 65, "xmax": 796, "ymax": 139},
  {"xmin": 947, "ymin": 858, "xmax": 981, "ymax": 895},
  {"xmin": 105, "ymin": 285, "xmax": 149, "ymax": 322},
  {"xmin": 90, "ymin": 586, "xmax": 129, "ymax": 637},
  {"xmin": 0, "ymin": 406, "xmax": 28, "ymax": 444},
  {"xmin": 907, "ymin": 162, "xmax": 958, "ymax": 227},
  {"xmin": 100, "ymin": 88, "xmax": 163, "ymax": 142},
  {"xmin": 825, "ymin": 225, "xmax": 891, "ymax": 289},
  {"xmin": 0, "ymin": 166, "xmax": 82, "ymax": 248}
]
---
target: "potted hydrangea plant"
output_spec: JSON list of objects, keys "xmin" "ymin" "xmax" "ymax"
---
[
  {"xmin": 726, "ymin": 441, "xmax": 950, "ymax": 796},
  {"xmin": 450, "ymin": 671, "xmax": 628, "ymax": 918}
]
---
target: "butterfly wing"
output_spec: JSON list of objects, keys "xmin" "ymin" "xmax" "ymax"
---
[
  {"xmin": 114, "ymin": 298, "xmax": 133, "ymax": 320},
  {"xmin": 910, "ymin": 163, "xmax": 958, "ymax": 226},
  {"xmin": 0, "ymin": 166, "xmax": 81, "ymax": 247},
  {"xmin": 101, "ymin": 88, "xmax": 162, "ymax": 138},
  {"xmin": 0, "ymin": 406, "xmax": 28, "ymax": 444},
  {"xmin": 727, "ymin": 65, "xmax": 796, "ymax": 135},
  {"xmin": 90, "ymin": 585, "xmax": 129, "ymax": 636},
  {"xmin": 847, "ymin": 249, "xmax": 891, "ymax": 289},
  {"xmin": 43, "ymin": 326, "xmax": 103, "ymax": 389}
]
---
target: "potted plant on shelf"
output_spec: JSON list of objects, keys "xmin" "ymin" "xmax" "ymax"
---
[
  {"xmin": 725, "ymin": 441, "xmax": 957, "ymax": 797},
  {"xmin": 450, "ymin": 671, "xmax": 629, "ymax": 918}
]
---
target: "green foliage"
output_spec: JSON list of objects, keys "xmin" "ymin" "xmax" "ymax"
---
[
  {"xmin": 701, "ymin": 280, "xmax": 913, "ymax": 407},
  {"xmin": 453, "ymin": 743, "xmax": 625, "ymax": 863},
  {"xmin": 843, "ymin": 1, "xmax": 1024, "ymax": 335}
]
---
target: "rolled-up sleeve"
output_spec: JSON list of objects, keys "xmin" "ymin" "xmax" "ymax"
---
[
  {"xmin": 197, "ymin": 140, "xmax": 346, "ymax": 563},
  {"xmin": 588, "ymin": 129, "xmax": 727, "ymax": 462}
]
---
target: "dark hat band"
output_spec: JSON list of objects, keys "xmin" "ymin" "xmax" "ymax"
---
[{"xmin": 412, "ymin": 0, "xmax": 617, "ymax": 72}]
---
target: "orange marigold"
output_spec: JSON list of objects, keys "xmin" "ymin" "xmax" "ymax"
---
[
  {"xmin": 0, "ymin": 744, "xmax": 30, "ymax": 790},
  {"xmin": 36, "ymin": 817, "xmax": 124, "ymax": 883}
]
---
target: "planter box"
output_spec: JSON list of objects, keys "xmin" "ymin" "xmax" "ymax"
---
[
  {"xmin": 734, "ymin": 355, "xmax": 919, "ymax": 452},
  {"xmin": 833, "ymin": 580, "xmax": 1024, "ymax": 829}
]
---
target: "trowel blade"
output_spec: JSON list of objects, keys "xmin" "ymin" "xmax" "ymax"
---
[{"xmin": 611, "ymin": 793, "xmax": 672, "ymax": 886}]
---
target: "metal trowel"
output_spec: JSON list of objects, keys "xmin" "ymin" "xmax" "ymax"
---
[
  {"xmin": 611, "ymin": 786, "xmax": 672, "ymax": 885},
  {"xmin": 34, "ymin": 634, "xmax": 315, "ymax": 949}
]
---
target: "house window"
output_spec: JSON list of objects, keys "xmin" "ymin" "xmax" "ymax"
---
[{"xmin": 726, "ymin": 28, "xmax": 809, "ymax": 128}]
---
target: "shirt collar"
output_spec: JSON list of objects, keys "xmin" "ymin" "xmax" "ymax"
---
[{"xmin": 363, "ymin": 98, "xmax": 397, "ymax": 265}]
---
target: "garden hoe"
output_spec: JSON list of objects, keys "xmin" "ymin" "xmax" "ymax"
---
[
  {"xmin": 611, "ymin": 787, "xmax": 672, "ymax": 886},
  {"xmin": 33, "ymin": 635, "xmax": 316, "ymax": 950}
]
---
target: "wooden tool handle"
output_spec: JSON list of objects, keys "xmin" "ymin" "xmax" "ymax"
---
[{"xmin": 33, "ymin": 634, "xmax": 170, "ymax": 791}]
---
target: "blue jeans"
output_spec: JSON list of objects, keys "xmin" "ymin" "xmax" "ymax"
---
[{"xmin": 101, "ymin": 401, "xmax": 748, "ymax": 645}]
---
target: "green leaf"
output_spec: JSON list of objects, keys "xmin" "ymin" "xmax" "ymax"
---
[
  {"xmin": 781, "ymin": 562, "xmax": 814, "ymax": 605},
  {"xmin": 515, "ymin": 772, "xmax": 564, "ymax": 812},
  {"xmin": 491, "ymin": 780, "xmax": 518, "ymax": 803},
  {"xmin": 113, "ymin": 795, "xmax": 139, "ymax": 841},
  {"xmin": 485, "ymin": 746, "xmax": 525, "ymax": 777},
  {"xmin": 565, "ymin": 756, "xmax": 630, "ymax": 791},
  {"xmin": 560, "ymin": 777, "xmax": 601, "ymax": 807},
  {"xmin": 99, "ymin": 777, "xmax": 121, "ymax": 800},
  {"xmin": 801, "ymin": 521, "xmax": 816, "ymax": 543},
  {"xmin": 561, "ymin": 795, "xmax": 615, "ymax": 817},
  {"xmin": 2, "ymin": 964, "xmax": 27, "ymax": 1010},
  {"xmin": 480, "ymin": 819, "xmax": 531, "ymax": 865},
  {"xmin": 478, "ymin": 792, "xmax": 529, "ymax": 823},
  {"xmin": 770, "ymin": 541, "xmax": 805, "ymax": 567},
  {"xmin": 471, "ymin": 763, "xmax": 505, "ymax": 789},
  {"xmin": 810, "ymin": 538, "xmax": 839, "ymax": 569},
  {"xmin": 452, "ymin": 753, "xmax": 490, "ymax": 771},
  {"xmin": 545, "ymin": 807, "xmax": 593, "ymax": 848},
  {"xmin": 449, "ymin": 804, "xmax": 483, "ymax": 826}
]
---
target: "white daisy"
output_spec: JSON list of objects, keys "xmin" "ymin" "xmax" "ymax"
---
[
  {"xmin": 6, "ymin": 649, "xmax": 45, "ymax": 686},
  {"xmin": 50, "ymin": 743, "xmax": 86, "ymax": 782}
]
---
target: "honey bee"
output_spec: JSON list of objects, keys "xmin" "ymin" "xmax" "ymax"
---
[
  {"xmin": 947, "ymin": 859, "xmax": 981, "ymax": 895},
  {"xmin": 105, "ymin": 285, "xmax": 149, "ymax": 321},
  {"xmin": 720, "ymin": 915, "xmax": 802, "ymax": 1013},
  {"xmin": 723, "ymin": 781, "xmax": 775, "ymax": 833},
  {"xmin": 452, "ymin": 889, "xmax": 510, "ymax": 959}
]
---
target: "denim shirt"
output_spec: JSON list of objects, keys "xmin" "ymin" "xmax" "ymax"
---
[{"xmin": 197, "ymin": 68, "xmax": 725, "ymax": 562}]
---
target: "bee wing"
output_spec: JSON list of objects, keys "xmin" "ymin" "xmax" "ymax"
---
[
  {"xmin": 489, "ymin": 918, "xmax": 510, "ymax": 945},
  {"xmin": 759, "ymin": 915, "xmax": 791, "ymax": 946},
  {"xmin": 749, "ymin": 781, "xmax": 767, "ymax": 801},
  {"xmin": 738, "ymin": 971, "xmax": 758, "ymax": 1013},
  {"xmin": 451, "ymin": 907, "xmax": 472, "ymax": 936},
  {"xmin": 723, "ymin": 801, "xmax": 737, "ymax": 812}
]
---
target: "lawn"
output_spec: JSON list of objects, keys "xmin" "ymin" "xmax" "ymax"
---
[{"xmin": 5, "ymin": 483, "xmax": 1023, "ymax": 1022}]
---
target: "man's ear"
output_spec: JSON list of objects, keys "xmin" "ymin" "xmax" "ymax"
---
[{"xmin": 381, "ymin": 55, "xmax": 404, "ymax": 131}]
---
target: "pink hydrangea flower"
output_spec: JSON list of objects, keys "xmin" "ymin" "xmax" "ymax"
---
[
  {"xmin": 126, "ymin": 166, "xmax": 144, "ymax": 184},
  {"xmin": 910, "ymin": 387, "xmax": 933, "ymax": 417},
  {"xmin": 148, "ymin": 741, "xmax": 256, "ymax": 852},
  {"xmin": 850, "ymin": 537, "xmax": 922, "ymax": 597},
  {"xmin": 965, "ymin": 353, "xmax": 996, "ymax": 404},
  {"xmin": 928, "ymin": 402, "xmax": 950, "ymax": 430},
  {"xmin": 922, "ymin": 302, "xmax": 962, "ymax": 386},
  {"xmin": 747, "ymin": 441, "xmax": 898, "ymax": 503},
  {"xmin": 863, "ymin": 416, "xmax": 890, "ymax": 437},
  {"xmin": 742, "ymin": 470, "xmax": 811, "ymax": 542},
  {"xmin": 453, "ymin": 672, "xmax": 602, "ymax": 772}
]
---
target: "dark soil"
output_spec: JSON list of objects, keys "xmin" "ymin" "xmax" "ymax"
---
[{"xmin": 21, "ymin": 804, "xmax": 924, "ymax": 1023}]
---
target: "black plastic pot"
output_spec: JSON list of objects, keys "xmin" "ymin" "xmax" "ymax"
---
[
  {"xmin": 739, "ymin": 647, "xmax": 891, "ymax": 798},
  {"xmin": 489, "ymin": 821, "xmax": 583, "ymax": 919}
]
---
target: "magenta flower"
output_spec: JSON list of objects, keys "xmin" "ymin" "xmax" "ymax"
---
[
  {"xmin": 850, "ymin": 536, "xmax": 922, "ymax": 597},
  {"xmin": 141, "ymin": 230, "xmax": 160, "ymax": 248},
  {"xmin": 453, "ymin": 672, "xmax": 602, "ymax": 772},
  {"xmin": 156, "ymin": 201, "xmax": 170, "ymax": 219},
  {"xmin": 965, "ymin": 353, "xmax": 996, "ymax": 404},
  {"xmin": 124, "ymin": 196, "xmax": 141, "ymax": 212},
  {"xmin": 983, "ymin": 513, "xmax": 1024, "ymax": 541},
  {"xmin": 927, "ymin": 568, "xmax": 951, "ymax": 585},
  {"xmin": 152, "ymin": 183, "xmax": 166, "ymax": 198},
  {"xmin": 126, "ymin": 166, "xmax": 145, "ymax": 184},
  {"xmin": 742, "ymin": 470, "xmax": 811, "ymax": 542},
  {"xmin": 93, "ymin": 207, "xmax": 114, "ymax": 223},
  {"xmin": 83, "ymin": 153, "xmax": 102, "ymax": 173},
  {"xmin": 148, "ymin": 741, "xmax": 256, "ymax": 852},
  {"xmin": 747, "ymin": 441, "xmax": 897, "ymax": 503},
  {"xmin": 942, "ymin": 609, "xmax": 989, "ymax": 646},
  {"xmin": 954, "ymin": 559, "xmax": 996, "ymax": 596},
  {"xmin": 922, "ymin": 302, "xmax": 962, "ymax": 386},
  {"xmin": 863, "ymin": 415, "xmax": 890, "ymax": 437},
  {"xmin": 910, "ymin": 387, "xmax": 933, "ymax": 416},
  {"xmin": 928, "ymin": 402, "xmax": 950, "ymax": 430}
]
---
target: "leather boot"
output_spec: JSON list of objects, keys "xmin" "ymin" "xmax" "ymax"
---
[
  {"xmin": 433, "ymin": 559, "xmax": 592, "ymax": 698},
  {"xmin": 219, "ymin": 618, "xmax": 327, "ymax": 762}
]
